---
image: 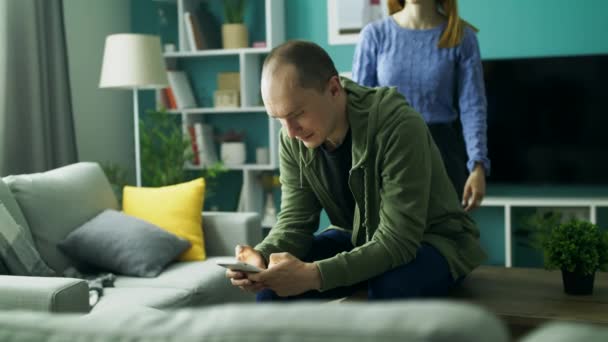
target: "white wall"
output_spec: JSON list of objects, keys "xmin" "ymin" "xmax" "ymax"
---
[{"xmin": 63, "ymin": 0, "xmax": 134, "ymax": 183}]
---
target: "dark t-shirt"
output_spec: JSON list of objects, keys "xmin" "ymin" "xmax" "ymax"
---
[{"xmin": 319, "ymin": 129, "xmax": 355, "ymax": 228}]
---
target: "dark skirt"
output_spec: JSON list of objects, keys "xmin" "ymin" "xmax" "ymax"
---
[{"xmin": 428, "ymin": 122, "xmax": 468, "ymax": 201}]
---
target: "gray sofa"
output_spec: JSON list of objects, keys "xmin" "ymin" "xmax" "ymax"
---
[
  {"xmin": 0, "ymin": 301, "xmax": 511, "ymax": 342},
  {"xmin": 0, "ymin": 302, "xmax": 603, "ymax": 342},
  {"xmin": 0, "ymin": 162, "xmax": 262, "ymax": 313}
]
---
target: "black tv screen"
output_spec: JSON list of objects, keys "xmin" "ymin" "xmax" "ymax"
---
[{"xmin": 483, "ymin": 54, "xmax": 608, "ymax": 185}]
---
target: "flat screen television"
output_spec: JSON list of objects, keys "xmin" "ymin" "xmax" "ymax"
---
[{"xmin": 483, "ymin": 54, "xmax": 608, "ymax": 185}]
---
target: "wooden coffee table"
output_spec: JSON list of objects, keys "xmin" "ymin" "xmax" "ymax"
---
[{"xmin": 450, "ymin": 266, "xmax": 608, "ymax": 338}]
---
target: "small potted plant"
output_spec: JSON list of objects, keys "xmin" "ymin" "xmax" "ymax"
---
[
  {"xmin": 218, "ymin": 129, "xmax": 246, "ymax": 165},
  {"xmin": 139, "ymin": 109, "xmax": 226, "ymax": 196},
  {"xmin": 543, "ymin": 219, "xmax": 608, "ymax": 295},
  {"xmin": 222, "ymin": 0, "xmax": 248, "ymax": 49}
]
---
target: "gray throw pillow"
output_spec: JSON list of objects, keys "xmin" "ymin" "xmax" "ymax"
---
[
  {"xmin": 0, "ymin": 204, "xmax": 56, "ymax": 276},
  {"xmin": 58, "ymin": 209, "xmax": 190, "ymax": 277}
]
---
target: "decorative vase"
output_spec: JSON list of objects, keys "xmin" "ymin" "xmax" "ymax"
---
[
  {"xmin": 561, "ymin": 269, "xmax": 595, "ymax": 295},
  {"xmin": 261, "ymin": 192, "xmax": 277, "ymax": 228},
  {"xmin": 220, "ymin": 142, "xmax": 246, "ymax": 165},
  {"xmin": 221, "ymin": 23, "xmax": 248, "ymax": 49}
]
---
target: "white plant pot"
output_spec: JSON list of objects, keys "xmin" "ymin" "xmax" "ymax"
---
[{"xmin": 221, "ymin": 142, "xmax": 246, "ymax": 165}]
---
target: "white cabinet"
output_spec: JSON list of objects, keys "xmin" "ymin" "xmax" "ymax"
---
[
  {"xmin": 481, "ymin": 196, "xmax": 608, "ymax": 267},
  {"xmin": 161, "ymin": 0, "xmax": 285, "ymax": 219}
]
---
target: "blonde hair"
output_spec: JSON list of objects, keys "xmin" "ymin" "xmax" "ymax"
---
[{"xmin": 387, "ymin": 0, "xmax": 478, "ymax": 48}]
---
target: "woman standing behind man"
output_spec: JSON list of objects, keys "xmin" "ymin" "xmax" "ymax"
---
[{"xmin": 353, "ymin": 0, "xmax": 489, "ymax": 211}]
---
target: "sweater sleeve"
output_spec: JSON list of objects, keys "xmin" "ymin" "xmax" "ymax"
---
[
  {"xmin": 254, "ymin": 130, "xmax": 322, "ymax": 262},
  {"xmin": 457, "ymin": 29, "xmax": 491, "ymax": 174},
  {"xmin": 316, "ymin": 108, "xmax": 432, "ymax": 291},
  {"xmin": 352, "ymin": 23, "xmax": 379, "ymax": 87}
]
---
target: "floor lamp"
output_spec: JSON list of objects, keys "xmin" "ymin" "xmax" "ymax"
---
[{"xmin": 99, "ymin": 34, "xmax": 168, "ymax": 186}]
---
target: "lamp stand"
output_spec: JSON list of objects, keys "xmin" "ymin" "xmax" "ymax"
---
[{"xmin": 133, "ymin": 89, "xmax": 142, "ymax": 187}]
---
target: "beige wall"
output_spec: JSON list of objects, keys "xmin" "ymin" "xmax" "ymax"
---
[{"xmin": 63, "ymin": 0, "xmax": 134, "ymax": 183}]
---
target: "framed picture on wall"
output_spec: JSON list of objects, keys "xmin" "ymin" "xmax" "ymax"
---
[{"xmin": 327, "ymin": 0, "xmax": 389, "ymax": 45}]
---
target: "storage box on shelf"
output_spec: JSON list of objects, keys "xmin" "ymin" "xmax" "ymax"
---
[{"xmin": 155, "ymin": 0, "xmax": 285, "ymax": 221}]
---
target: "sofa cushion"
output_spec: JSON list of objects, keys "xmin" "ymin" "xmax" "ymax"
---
[
  {"xmin": 0, "ymin": 301, "xmax": 510, "ymax": 342},
  {"xmin": 4, "ymin": 162, "xmax": 118, "ymax": 273},
  {"xmin": 114, "ymin": 257, "xmax": 254, "ymax": 305},
  {"xmin": 0, "ymin": 275, "xmax": 89, "ymax": 313},
  {"xmin": 58, "ymin": 209, "xmax": 191, "ymax": 277},
  {"xmin": 0, "ymin": 178, "xmax": 34, "ymax": 244},
  {"xmin": 91, "ymin": 287, "xmax": 191, "ymax": 313},
  {"xmin": 521, "ymin": 322, "xmax": 608, "ymax": 342},
  {"xmin": 0, "ymin": 203, "xmax": 55, "ymax": 276},
  {"xmin": 122, "ymin": 178, "xmax": 206, "ymax": 261}
]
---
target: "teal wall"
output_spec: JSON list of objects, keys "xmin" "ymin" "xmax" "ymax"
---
[
  {"xmin": 460, "ymin": 0, "xmax": 608, "ymax": 59},
  {"xmin": 132, "ymin": 0, "xmax": 608, "ymax": 265},
  {"xmin": 285, "ymin": 0, "xmax": 608, "ymax": 68}
]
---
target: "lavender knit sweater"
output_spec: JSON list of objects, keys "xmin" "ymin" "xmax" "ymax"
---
[{"xmin": 353, "ymin": 18, "xmax": 490, "ymax": 173}]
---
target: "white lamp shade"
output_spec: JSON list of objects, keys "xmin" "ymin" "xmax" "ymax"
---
[{"xmin": 99, "ymin": 34, "xmax": 168, "ymax": 89}]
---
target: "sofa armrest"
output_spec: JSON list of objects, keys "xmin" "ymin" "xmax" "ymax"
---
[
  {"xmin": 203, "ymin": 212, "xmax": 262, "ymax": 257},
  {"xmin": 0, "ymin": 275, "xmax": 89, "ymax": 313}
]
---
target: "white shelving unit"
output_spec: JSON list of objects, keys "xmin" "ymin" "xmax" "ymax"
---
[
  {"xmin": 167, "ymin": 106, "xmax": 266, "ymax": 114},
  {"xmin": 162, "ymin": 0, "xmax": 285, "ymax": 218},
  {"xmin": 481, "ymin": 196, "xmax": 608, "ymax": 268},
  {"xmin": 164, "ymin": 47, "xmax": 271, "ymax": 58}
]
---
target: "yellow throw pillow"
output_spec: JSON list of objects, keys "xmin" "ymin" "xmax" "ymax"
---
[{"xmin": 122, "ymin": 178, "xmax": 206, "ymax": 261}]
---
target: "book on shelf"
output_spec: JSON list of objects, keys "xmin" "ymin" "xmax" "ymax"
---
[
  {"xmin": 167, "ymin": 71, "xmax": 197, "ymax": 109},
  {"xmin": 156, "ymin": 88, "xmax": 170, "ymax": 110},
  {"xmin": 187, "ymin": 125, "xmax": 200, "ymax": 165},
  {"xmin": 163, "ymin": 88, "xmax": 178, "ymax": 109},
  {"xmin": 193, "ymin": 123, "xmax": 218, "ymax": 166},
  {"xmin": 184, "ymin": 12, "xmax": 207, "ymax": 51}
]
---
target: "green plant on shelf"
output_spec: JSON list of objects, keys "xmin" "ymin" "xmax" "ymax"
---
[
  {"xmin": 543, "ymin": 220, "xmax": 608, "ymax": 276},
  {"xmin": 140, "ymin": 108, "xmax": 226, "ymax": 198},
  {"xmin": 514, "ymin": 211, "xmax": 563, "ymax": 250},
  {"xmin": 515, "ymin": 210, "xmax": 608, "ymax": 276},
  {"xmin": 223, "ymin": 0, "xmax": 246, "ymax": 24},
  {"xmin": 217, "ymin": 129, "xmax": 245, "ymax": 143}
]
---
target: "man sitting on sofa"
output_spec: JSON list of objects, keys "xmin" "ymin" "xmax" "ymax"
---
[{"xmin": 226, "ymin": 40, "xmax": 487, "ymax": 301}]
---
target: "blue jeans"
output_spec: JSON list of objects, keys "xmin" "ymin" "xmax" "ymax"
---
[{"xmin": 256, "ymin": 229, "xmax": 458, "ymax": 302}]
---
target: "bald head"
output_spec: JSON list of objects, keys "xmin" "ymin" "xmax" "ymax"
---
[
  {"xmin": 262, "ymin": 40, "xmax": 338, "ymax": 93},
  {"xmin": 260, "ymin": 42, "xmax": 347, "ymax": 150}
]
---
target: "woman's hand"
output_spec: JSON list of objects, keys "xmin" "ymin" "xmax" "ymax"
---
[{"xmin": 462, "ymin": 164, "xmax": 486, "ymax": 212}]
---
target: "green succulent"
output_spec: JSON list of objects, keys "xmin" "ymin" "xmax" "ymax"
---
[
  {"xmin": 543, "ymin": 220, "xmax": 608, "ymax": 276},
  {"xmin": 223, "ymin": 0, "xmax": 246, "ymax": 24}
]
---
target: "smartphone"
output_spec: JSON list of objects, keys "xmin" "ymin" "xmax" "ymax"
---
[{"xmin": 216, "ymin": 260, "xmax": 262, "ymax": 273}]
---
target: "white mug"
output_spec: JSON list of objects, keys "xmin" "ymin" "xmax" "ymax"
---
[
  {"xmin": 164, "ymin": 43, "xmax": 176, "ymax": 53},
  {"xmin": 256, "ymin": 147, "xmax": 269, "ymax": 165}
]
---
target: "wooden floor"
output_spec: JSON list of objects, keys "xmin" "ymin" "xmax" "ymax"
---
[{"xmin": 450, "ymin": 266, "xmax": 608, "ymax": 338}]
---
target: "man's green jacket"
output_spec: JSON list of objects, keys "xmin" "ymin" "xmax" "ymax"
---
[{"xmin": 255, "ymin": 78, "xmax": 486, "ymax": 291}]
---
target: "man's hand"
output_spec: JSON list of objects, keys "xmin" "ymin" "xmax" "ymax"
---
[
  {"xmin": 226, "ymin": 245, "xmax": 267, "ymax": 293},
  {"xmin": 462, "ymin": 164, "xmax": 486, "ymax": 212},
  {"xmin": 248, "ymin": 252, "xmax": 322, "ymax": 297}
]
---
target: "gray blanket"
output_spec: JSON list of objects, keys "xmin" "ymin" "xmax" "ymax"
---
[{"xmin": 0, "ymin": 203, "xmax": 115, "ymax": 308}]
